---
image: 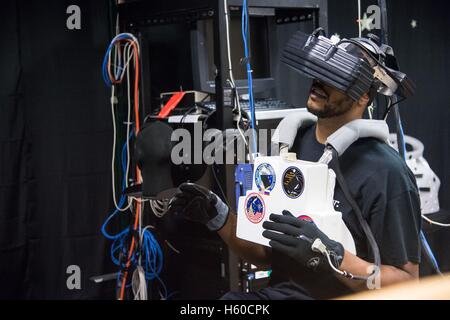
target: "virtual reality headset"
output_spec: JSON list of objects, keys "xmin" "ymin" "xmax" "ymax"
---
[{"xmin": 281, "ymin": 28, "xmax": 415, "ymax": 101}]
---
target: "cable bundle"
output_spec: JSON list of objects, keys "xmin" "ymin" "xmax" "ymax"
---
[
  {"xmin": 102, "ymin": 33, "xmax": 140, "ymax": 88},
  {"xmin": 101, "ymin": 33, "xmax": 167, "ymax": 299}
]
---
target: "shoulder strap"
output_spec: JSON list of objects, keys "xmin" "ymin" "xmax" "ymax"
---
[
  {"xmin": 326, "ymin": 119, "xmax": 389, "ymax": 156},
  {"xmin": 271, "ymin": 111, "xmax": 317, "ymax": 153}
]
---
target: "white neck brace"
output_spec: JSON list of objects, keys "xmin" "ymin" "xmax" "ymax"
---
[{"xmin": 272, "ymin": 110, "xmax": 389, "ymax": 157}]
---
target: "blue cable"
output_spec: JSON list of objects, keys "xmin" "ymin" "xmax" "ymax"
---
[
  {"xmin": 397, "ymin": 119, "xmax": 407, "ymax": 159},
  {"xmin": 421, "ymin": 232, "xmax": 441, "ymax": 273},
  {"xmin": 141, "ymin": 230, "xmax": 163, "ymax": 279},
  {"xmin": 101, "ymin": 130, "xmax": 167, "ymax": 296},
  {"xmin": 241, "ymin": 0, "xmax": 258, "ymax": 154},
  {"xmin": 141, "ymin": 229, "xmax": 167, "ymax": 298}
]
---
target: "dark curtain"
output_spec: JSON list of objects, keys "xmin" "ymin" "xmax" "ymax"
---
[
  {"xmin": 0, "ymin": 0, "xmax": 116, "ymax": 298},
  {"xmin": 0, "ymin": 0, "xmax": 27, "ymax": 298},
  {"xmin": 328, "ymin": 0, "xmax": 450, "ymax": 211}
]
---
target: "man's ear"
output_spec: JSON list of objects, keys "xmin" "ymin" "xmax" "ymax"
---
[{"xmin": 357, "ymin": 93, "xmax": 370, "ymax": 108}]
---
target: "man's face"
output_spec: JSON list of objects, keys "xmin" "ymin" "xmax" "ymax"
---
[{"xmin": 306, "ymin": 80, "xmax": 355, "ymax": 118}]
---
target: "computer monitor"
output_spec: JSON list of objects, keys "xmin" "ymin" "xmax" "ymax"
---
[{"xmin": 191, "ymin": 10, "xmax": 276, "ymax": 95}]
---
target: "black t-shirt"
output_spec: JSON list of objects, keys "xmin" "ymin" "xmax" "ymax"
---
[{"xmin": 269, "ymin": 124, "xmax": 422, "ymax": 299}]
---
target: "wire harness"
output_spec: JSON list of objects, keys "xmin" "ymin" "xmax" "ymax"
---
[{"xmin": 101, "ymin": 32, "xmax": 167, "ymax": 300}]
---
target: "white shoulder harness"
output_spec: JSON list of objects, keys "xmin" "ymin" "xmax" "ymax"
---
[{"xmin": 272, "ymin": 110, "xmax": 389, "ymax": 160}]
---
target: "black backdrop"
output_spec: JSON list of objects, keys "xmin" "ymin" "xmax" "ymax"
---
[
  {"xmin": 0, "ymin": 0, "xmax": 116, "ymax": 299},
  {"xmin": 328, "ymin": 0, "xmax": 450, "ymax": 210},
  {"xmin": 0, "ymin": 0, "xmax": 449, "ymax": 299}
]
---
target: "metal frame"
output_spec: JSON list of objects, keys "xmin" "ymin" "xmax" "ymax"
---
[
  {"xmin": 118, "ymin": 0, "xmax": 327, "ymax": 128},
  {"xmin": 118, "ymin": 0, "xmax": 327, "ymax": 295}
]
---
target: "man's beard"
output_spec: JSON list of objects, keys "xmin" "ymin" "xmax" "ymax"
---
[{"xmin": 307, "ymin": 96, "xmax": 354, "ymax": 118}]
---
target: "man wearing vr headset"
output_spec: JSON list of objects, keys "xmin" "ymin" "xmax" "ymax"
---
[{"xmin": 168, "ymin": 30, "xmax": 421, "ymax": 299}]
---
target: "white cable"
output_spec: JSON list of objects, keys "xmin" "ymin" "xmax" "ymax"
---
[
  {"xmin": 137, "ymin": 203, "xmax": 145, "ymax": 298},
  {"xmin": 150, "ymin": 200, "xmax": 169, "ymax": 218},
  {"xmin": 121, "ymin": 43, "xmax": 134, "ymax": 211},
  {"xmin": 111, "ymin": 33, "xmax": 140, "ymax": 52},
  {"xmin": 368, "ymin": 104, "xmax": 374, "ymax": 119},
  {"xmin": 109, "ymin": 37, "xmax": 141, "ymax": 212},
  {"xmin": 110, "ymin": 85, "xmax": 129, "ymax": 211},
  {"xmin": 120, "ymin": 43, "xmax": 136, "ymax": 82},
  {"xmin": 115, "ymin": 10, "xmax": 120, "ymax": 36},
  {"xmin": 110, "ymin": 47, "xmax": 122, "ymax": 211},
  {"xmin": 234, "ymin": 87, "xmax": 248, "ymax": 147},
  {"xmin": 132, "ymin": 266, "xmax": 148, "ymax": 300},
  {"xmin": 135, "ymin": 203, "xmax": 145, "ymax": 300},
  {"xmin": 165, "ymin": 240, "xmax": 181, "ymax": 254},
  {"xmin": 312, "ymin": 238, "xmax": 371, "ymax": 281},
  {"xmin": 130, "ymin": 197, "xmax": 150, "ymax": 203},
  {"xmin": 125, "ymin": 42, "xmax": 133, "ymax": 186},
  {"xmin": 312, "ymin": 239, "xmax": 346, "ymax": 276},
  {"xmin": 422, "ymin": 214, "xmax": 450, "ymax": 227},
  {"xmin": 139, "ymin": 201, "xmax": 144, "ymax": 252},
  {"xmin": 383, "ymin": 97, "xmax": 393, "ymax": 121},
  {"xmin": 224, "ymin": 0, "xmax": 248, "ymax": 147},
  {"xmin": 358, "ymin": 0, "xmax": 362, "ymax": 37},
  {"xmin": 143, "ymin": 224, "xmax": 155, "ymax": 232},
  {"xmin": 324, "ymin": 250, "xmax": 347, "ymax": 276},
  {"xmin": 110, "ymin": 42, "xmax": 137, "ymax": 212},
  {"xmin": 223, "ymin": 0, "xmax": 234, "ymax": 87},
  {"xmin": 140, "ymin": 225, "xmax": 156, "ymax": 244}
]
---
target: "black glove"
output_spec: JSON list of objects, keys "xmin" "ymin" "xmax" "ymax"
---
[
  {"xmin": 262, "ymin": 210, "xmax": 345, "ymax": 273},
  {"xmin": 168, "ymin": 183, "xmax": 229, "ymax": 231}
]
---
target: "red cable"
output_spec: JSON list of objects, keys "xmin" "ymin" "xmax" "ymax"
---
[
  {"xmin": 119, "ymin": 40, "xmax": 142, "ymax": 300},
  {"xmin": 158, "ymin": 92, "xmax": 186, "ymax": 119}
]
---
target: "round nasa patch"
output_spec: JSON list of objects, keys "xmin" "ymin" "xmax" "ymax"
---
[
  {"xmin": 244, "ymin": 193, "xmax": 266, "ymax": 224},
  {"xmin": 282, "ymin": 166, "xmax": 305, "ymax": 199},
  {"xmin": 255, "ymin": 163, "xmax": 276, "ymax": 194}
]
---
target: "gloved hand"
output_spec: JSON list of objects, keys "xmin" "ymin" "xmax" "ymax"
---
[
  {"xmin": 262, "ymin": 210, "xmax": 345, "ymax": 273},
  {"xmin": 168, "ymin": 182, "xmax": 229, "ymax": 231}
]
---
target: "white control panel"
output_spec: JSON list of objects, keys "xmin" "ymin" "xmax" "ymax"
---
[{"xmin": 236, "ymin": 154, "xmax": 356, "ymax": 254}]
